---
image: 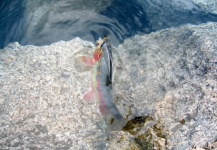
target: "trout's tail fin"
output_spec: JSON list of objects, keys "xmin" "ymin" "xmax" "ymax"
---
[{"xmin": 104, "ymin": 113, "xmax": 127, "ymax": 131}]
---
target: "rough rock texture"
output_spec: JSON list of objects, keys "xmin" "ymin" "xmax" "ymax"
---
[
  {"xmin": 192, "ymin": 0, "xmax": 217, "ymax": 14},
  {"xmin": 0, "ymin": 39, "xmax": 131, "ymax": 150},
  {"xmin": 116, "ymin": 22, "xmax": 217, "ymax": 149},
  {"xmin": 0, "ymin": 22, "xmax": 217, "ymax": 149}
]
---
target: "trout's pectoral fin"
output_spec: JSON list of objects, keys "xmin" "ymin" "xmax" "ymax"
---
[
  {"xmin": 84, "ymin": 90, "xmax": 97, "ymax": 103},
  {"xmin": 75, "ymin": 55, "xmax": 96, "ymax": 67}
]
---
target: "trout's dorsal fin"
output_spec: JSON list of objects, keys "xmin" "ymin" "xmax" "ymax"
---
[{"xmin": 101, "ymin": 38, "xmax": 113, "ymax": 84}]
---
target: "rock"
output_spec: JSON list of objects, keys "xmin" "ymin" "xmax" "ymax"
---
[
  {"xmin": 192, "ymin": 0, "xmax": 217, "ymax": 14},
  {"xmin": 116, "ymin": 22, "xmax": 217, "ymax": 149},
  {"xmin": 61, "ymin": 71, "xmax": 71, "ymax": 78},
  {"xmin": 0, "ymin": 23, "xmax": 216, "ymax": 149}
]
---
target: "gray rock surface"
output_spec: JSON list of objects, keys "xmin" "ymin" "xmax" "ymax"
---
[
  {"xmin": 0, "ymin": 22, "xmax": 217, "ymax": 149},
  {"xmin": 116, "ymin": 22, "xmax": 217, "ymax": 149},
  {"xmin": 0, "ymin": 38, "xmax": 132, "ymax": 149},
  {"xmin": 192, "ymin": 0, "xmax": 217, "ymax": 14}
]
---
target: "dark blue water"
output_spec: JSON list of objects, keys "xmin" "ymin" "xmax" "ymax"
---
[{"xmin": 1, "ymin": 0, "xmax": 217, "ymax": 49}]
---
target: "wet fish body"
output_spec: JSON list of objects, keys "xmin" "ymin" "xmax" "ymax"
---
[
  {"xmin": 93, "ymin": 41, "xmax": 126, "ymax": 130},
  {"xmin": 76, "ymin": 38, "xmax": 126, "ymax": 130}
]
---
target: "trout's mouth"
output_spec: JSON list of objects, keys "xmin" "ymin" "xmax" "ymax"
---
[{"xmin": 95, "ymin": 37, "xmax": 108, "ymax": 53}]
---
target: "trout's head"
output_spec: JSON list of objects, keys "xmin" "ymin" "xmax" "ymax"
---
[{"xmin": 93, "ymin": 37, "xmax": 108, "ymax": 61}]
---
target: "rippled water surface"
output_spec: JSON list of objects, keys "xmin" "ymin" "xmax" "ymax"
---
[{"xmin": 1, "ymin": 0, "xmax": 217, "ymax": 48}]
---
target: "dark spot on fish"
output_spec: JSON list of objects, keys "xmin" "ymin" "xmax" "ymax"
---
[
  {"xmin": 106, "ymin": 74, "xmax": 112, "ymax": 86},
  {"xmin": 110, "ymin": 118, "xmax": 115, "ymax": 124}
]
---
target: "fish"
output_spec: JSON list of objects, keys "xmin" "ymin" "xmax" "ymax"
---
[{"xmin": 75, "ymin": 37, "xmax": 127, "ymax": 130}]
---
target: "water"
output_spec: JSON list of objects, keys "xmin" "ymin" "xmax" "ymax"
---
[{"xmin": 1, "ymin": 0, "xmax": 217, "ymax": 49}]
